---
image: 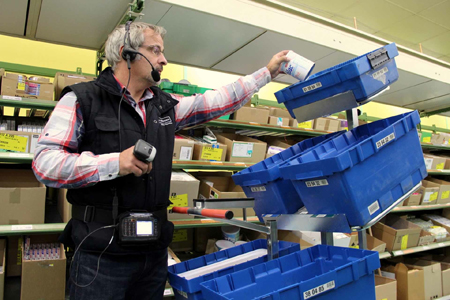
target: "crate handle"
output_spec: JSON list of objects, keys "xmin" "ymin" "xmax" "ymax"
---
[{"xmin": 367, "ymin": 48, "xmax": 390, "ymax": 69}]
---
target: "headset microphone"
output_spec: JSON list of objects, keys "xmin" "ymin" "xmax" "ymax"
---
[{"xmin": 121, "ymin": 48, "xmax": 161, "ymax": 82}]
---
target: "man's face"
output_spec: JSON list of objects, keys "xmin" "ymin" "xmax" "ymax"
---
[{"xmin": 135, "ymin": 29, "xmax": 168, "ymax": 84}]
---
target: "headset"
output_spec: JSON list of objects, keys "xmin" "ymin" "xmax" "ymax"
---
[{"xmin": 121, "ymin": 21, "xmax": 161, "ymax": 82}]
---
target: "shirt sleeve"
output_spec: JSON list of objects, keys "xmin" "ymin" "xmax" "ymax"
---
[
  {"xmin": 173, "ymin": 67, "xmax": 271, "ymax": 131},
  {"xmin": 32, "ymin": 91, "xmax": 120, "ymax": 189}
]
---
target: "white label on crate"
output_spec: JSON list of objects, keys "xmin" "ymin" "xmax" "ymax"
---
[
  {"xmin": 303, "ymin": 280, "xmax": 335, "ymax": 299},
  {"xmin": 315, "ymin": 214, "xmax": 327, "ymax": 218},
  {"xmin": 372, "ymin": 67, "xmax": 389, "ymax": 80},
  {"xmin": 11, "ymin": 225, "xmax": 33, "ymax": 230},
  {"xmin": 424, "ymin": 158, "xmax": 433, "ymax": 170},
  {"xmin": 251, "ymin": 186, "xmax": 266, "ymax": 192},
  {"xmin": 368, "ymin": 201, "xmax": 380, "ymax": 215},
  {"xmin": 305, "ymin": 179, "xmax": 328, "ymax": 187},
  {"xmin": 2, "ymin": 95, "xmax": 22, "ymax": 101},
  {"xmin": 179, "ymin": 146, "xmax": 192, "ymax": 160},
  {"xmin": 302, "ymin": 82, "xmax": 322, "ymax": 93},
  {"xmin": 232, "ymin": 143, "xmax": 253, "ymax": 158},
  {"xmin": 376, "ymin": 132, "xmax": 395, "ymax": 149}
]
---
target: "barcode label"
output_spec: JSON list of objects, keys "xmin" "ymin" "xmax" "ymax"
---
[
  {"xmin": 304, "ymin": 281, "xmax": 335, "ymax": 299},
  {"xmin": 305, "ymin": 179, "xmax": 328, "ymax": 188},
  {"xmin": 372, "ymin": 67, "xmax": 388, "ymax": 79},
  {"xmin": 376, "ymin": 133, "xmax": 395, "ymax": 149},
  {"xmin": 302, "ymin": 82, "xmax": 322, "ymax": 93},
  {"xmin": 251, "ymin": 186, "xmax": 267, "ymax": 192},
  {"xmin": 368, "ymin": 201, "xmax": 380, "ymax": 215}
]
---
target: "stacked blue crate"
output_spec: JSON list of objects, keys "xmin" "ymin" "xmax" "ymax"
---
[
  {"xmin": 232, "ymin": 131, "xmax": 344, "ymax": 222},
  {"xmin": 279, "ymin": 111, "xmax": 426, "ymax": 226},
  {"xmin": 168, "ymin": 239, "xmax": 300, "ymax": 300},
  {"xmin": 275, "ymin": 43, "xmax": 399, "ymax": 119},
  {"xmin": 200, "ymin": 245, "xmax": 380, "ymax": 300}
]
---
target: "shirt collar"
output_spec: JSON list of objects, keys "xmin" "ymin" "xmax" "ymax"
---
[{"xmin": 112, "ymin": 74, "xmax": 155, "ymax": 104}]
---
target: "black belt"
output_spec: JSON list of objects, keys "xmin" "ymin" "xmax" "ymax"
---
[{"xmin": 72, "ymin": 205, "xmax": 168, "ymax": 225}]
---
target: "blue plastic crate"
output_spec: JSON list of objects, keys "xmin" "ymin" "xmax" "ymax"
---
[
  {"xmin": 200, "ymin": 245, "xmax": 380, "ymax": 300},
  {"xmin": 279, "ymin": 111, "xmax": 427, "ymax": 226},
  {"xmin": 275, "ymin": 43, "xmax": 399, "ymax": 119},
  {"xmin": 232, "ymin": 132, "xmax": 344, "ymax": 222},
  {"xmin": 168, "ymin": 239, "xmax": 300, "ymax": 300}
]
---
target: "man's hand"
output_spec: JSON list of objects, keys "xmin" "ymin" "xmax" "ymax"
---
[
  {"xmin": 119, "ymin": 146, "xmax": 152, "ymax": 177},
  {"xmin": 266, "ymin": 50, "xmax": 290, "ymax": 79}
]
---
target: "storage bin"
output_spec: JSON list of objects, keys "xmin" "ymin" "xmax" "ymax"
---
[
  {"xmin": 168, "ymin": 239, "xmax": 300, "ymax": 300},
  {"xmin": 201, "ymin": 245, "xmax": 380, "ymax": 300},
  {"xmin": 275, "ymin": 43, "xmax": 399, "ymax": 119},
  {"xmin": 279, "ymin": 111, "xmax": 427, "ymax": 226},
  {"xmin": 232, "ymin": 131, "xmax": 343, "ymax": 222}
]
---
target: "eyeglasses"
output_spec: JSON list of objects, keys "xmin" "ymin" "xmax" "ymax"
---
[{"xmin": 141, "ymin": 45, "xmax": 164, "ymax": 57}]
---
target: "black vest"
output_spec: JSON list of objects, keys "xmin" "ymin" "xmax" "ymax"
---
[{"xmin": 60, "ymin": 67, "xmax": 178, "ymax": 254}]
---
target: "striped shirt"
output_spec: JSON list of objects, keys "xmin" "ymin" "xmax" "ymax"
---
[{"xmin": 32, "ymin": 67, "xmax": 271, "ymax": 188}]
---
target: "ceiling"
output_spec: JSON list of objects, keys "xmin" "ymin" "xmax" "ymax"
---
[
  {"xmin": 0, "ymin": 0, "xmax": 449, "ymax": 116},
  {"xmin": 278, "ymin": 0, "xmax": 450, "ymax": 64}
]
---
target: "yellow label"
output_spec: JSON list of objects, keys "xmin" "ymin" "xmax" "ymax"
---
[
  {"xmin": 423, "ymin": 137, "xmax": 431, "ymax": 143},
  {"xmin": 349, "ymin": 245, "xmax": 359, "ymax": 249},
  {"xmin": 298, "ymin": 121, "xmax": 313, "ymax": 129},
  {"xmin": 17, "ymin": 237, "xmax": 23, "ymax": 265},
  {"xmin": 201, "ymin": 146, "xmax": 223, "ymax": 161},
  {"xmin": 0, "ymin": 133, "xmax": 28, "ymax": 152},
  {"xmin": 401, "ymin": 235, "xmax": 408, "ymax": 250},
  {"xmin": 381, "ymin": 298, "xmax": 387, "ymax": 300},
  {"xmin": 430, "ymin": 192, "xmax": 438, "ymax": 202},
  {"xmin": 436, "ymin": 162, "xmax": 445, "ymax": 170},
  {"xmin": 442, "ymin": 191, "xmax": 450, "ymax": 200},
  {"xmin": 172, "ymin": 229, "xmax": 188, "ymax": 242},
  {"xmin": 168, "ymin": 194, "xmax": 188, "ymax": 210},
  {"xmin": 17, "ymin": 82, "xmax": 26, "ymax": 91}
]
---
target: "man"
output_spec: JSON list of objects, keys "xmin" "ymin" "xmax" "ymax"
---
[{"xmin": 32, "ymin": 21, "xmax": 290, "ymax": 299}]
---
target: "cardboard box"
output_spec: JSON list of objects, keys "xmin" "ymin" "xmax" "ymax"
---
[
  {"xmin": 425, "ymin": 177, "xmax": 450, "ymax": 204},
  {"xmin": 232, "ymin": 107, "xmax": 269, "ymax": 124},
  {"xmin": 420, "ymin": 132, "xmax": 433, "ymax": 144},
  {"xmin": 384, "ymin": 263, "xmax": 424, "ymax": 300},
  {"xmin": 169, "ymin": 229, "xmax": 193, "ymax": 252},
  {"xmin": 421, "ymin": 180, "xmax": 441, "ymax": 205},
  {"xmin": 173, "ymin": 136, "xmax": 195, "ymax": 160},
  {"xmin": 372, "ymin": 215, "xmax": 422, "ymax": 251},
  {"xmin": 54, "ymin": 72, "xmax": 96, "ymax": 101},
  {"xmin": 265, "ymin": 145, "xmax": 286, "ymax": 159},
  {"xmin": 192, "ymin": 142, "xmax": 227, "ymax": 162},
  {"xmin": 268, "ymin": 116, "xmax": 289, "ymax": 126},
  {"xmin": 418, "ymin": 230, "xmax": 435, "ymax": 246},
  {"xmin": 0, "ymin": 169, "xmax": 46, "ymax": 225},
  {"xmin": 431, "ymin": 133, "xmax": 445, "ymax": 145},
  {"xmin": 215, "ymin": 133, "xmax": 267, "ymax": 163},
  {"xmin": 313, "ymin": 117, "xmax": 340, "ymax": 132},
  {"xmin": 375, "ymin": 275, "xmax": 397, "ymax": 300},
  {"xmin": 6, "ymin": 236, "xmax": 21, "ymax": 277},
  {"xmin": 405, "ymin": 260, "xmax": 442, "ymax": 300},
  {"xmin": 268, "ymin": 107, "xmax": 291, "ymax": 119},
  {"xmin": 0, "ymin": 130, "xmax": 33, "ymax": 153},
  {"xmin": 24, "ymin": 78, "xmax": 54, "ymax": 101},
  {"xmin": 168, "ymin": 171, "xmax": 200, "ymax": 220},
  {"xmin": 21, "ymin": 235, "xmax": 66, "ymax": 300},
  {"xmin": 197, "ymin": 174, "xmax": 254, "ymax": 218},
  {"xmin": 0, "ymin": 239, "xmax": 5, "ymax": 300},
  {"xmin": 403, "ymin": 188, "xmax": 424, "ymax": 206},
  {"xmin": 277, "ymin": 230, "xmax": 314, "ymax": 250},
  {"xmin": 423, "ymin": 154, "xmax": 447, "ymax": 170},
  {"xmin": 441, "ymin": 263, "xmax": 450, "ymax": 296},
  {"xmin": 368, "ymin": 234, "xmax": 387, "ymax": 253},
  {"xmin": 290, "ymin": 119, "xmax": 314, "ymax": 129},
  {"xmin": 194, "ymin": 227, "xmax": 223, "ymax": 252},
  {"xmin": 57, "ymin": 189, "xmax": 71, "ymax": 223}
]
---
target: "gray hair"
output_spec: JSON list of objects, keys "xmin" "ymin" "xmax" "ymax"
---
[{"xmin": 105, "ymin": 22, "xmax": 167, "ymax": 71}]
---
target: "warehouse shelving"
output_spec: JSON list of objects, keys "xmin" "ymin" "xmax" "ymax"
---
[
  {"xmin": 392, "ymin": 203, "xmax": 450, "ymax": 212},
  {"xmin": 391, "ymin": 240, "xmax": 450, "ymax": 257}
]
